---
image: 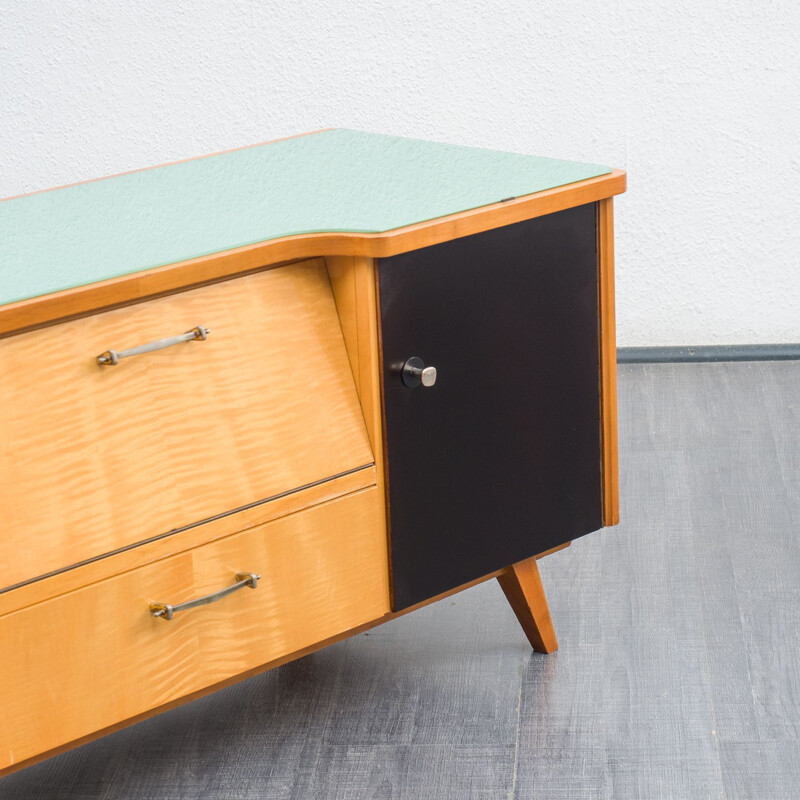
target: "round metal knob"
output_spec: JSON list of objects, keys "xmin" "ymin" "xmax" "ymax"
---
[{"xmin": 402, "ymin": 357, "xmax": 437, "ymax": 388}]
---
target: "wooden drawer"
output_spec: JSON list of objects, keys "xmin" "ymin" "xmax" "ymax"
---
[
  {"xmin": 0, "ymin": 259, "xmax": 374, "ymax": 591},
  {"xmin": 0, "ymin": 486, "xmax": 389, "ymax": 771}
]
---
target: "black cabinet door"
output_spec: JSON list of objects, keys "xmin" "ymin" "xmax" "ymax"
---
[{"xmin": 378, "ymin": 202, "xmax": 603, "ymax": 610}]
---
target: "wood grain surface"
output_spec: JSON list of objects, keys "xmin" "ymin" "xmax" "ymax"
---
[
  {"xmin": 325, "ymin": 255, "xmax": 383, "ymax": 455},
  {"xmin": 0, "ymin": 486, "xmax": 389, "ymax": 772},
  {"xmin": 598, "ymin": 197, "xmax": 620, "ymax": 525},
  {"xmin": 0, "ymin": 466, "xmax": 375, "ymax": 618},
  {"xmin": 0, "ymin": 259, "xmax": 373, "ymax": 591},
  {"xmin": 496, "ymin": 557, "xmax": 558, "ymax": 653},
  {"xmin": 0, "ymin": 543, "xmax": 571, "ymax": 779},
  {"xmin": 326, "ymin": 255, "xmax": 390, "ymax": 585}
]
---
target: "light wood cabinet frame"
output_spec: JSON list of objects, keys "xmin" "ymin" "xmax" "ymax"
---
[{"xmin": 0, "ymin": 139, "xmax": 624, "ymax": 777}]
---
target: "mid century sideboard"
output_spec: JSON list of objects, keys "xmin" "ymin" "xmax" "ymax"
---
[{"xmin": 0, "ymin": 129, "xmax": 625, "ymax": 775}]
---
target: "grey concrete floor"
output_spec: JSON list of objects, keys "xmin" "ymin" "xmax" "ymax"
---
[{"xmin": 2, "ymin": 361, "xmax": 799, "ymax": 799}]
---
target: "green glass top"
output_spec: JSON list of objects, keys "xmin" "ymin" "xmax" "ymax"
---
[{"xmin": 0, "ymin": 129, "xmax": 611, "ymax": 306}]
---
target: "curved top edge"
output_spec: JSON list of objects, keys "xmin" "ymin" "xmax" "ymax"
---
[
  {"xmin": 1, "ymin": 129, "xmax": 617, "ymax": 309},
  {"xmin": 0, "ymin": 168, "xmax": 625, "ymax": 337}
]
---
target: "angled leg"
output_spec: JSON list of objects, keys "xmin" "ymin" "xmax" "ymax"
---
[{"xmin": 497, "ymin": 556, "xmax": 558, "ymax": 653}]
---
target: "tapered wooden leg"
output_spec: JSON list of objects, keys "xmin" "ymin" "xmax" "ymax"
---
[{"xmin": 497, "ymin": 556, "xmax": 558, "ymax": 653}]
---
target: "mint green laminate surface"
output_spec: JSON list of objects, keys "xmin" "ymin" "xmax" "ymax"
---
[{"xmin": 0, "ymin": 129, "xmax": 611, "ymax": 306}]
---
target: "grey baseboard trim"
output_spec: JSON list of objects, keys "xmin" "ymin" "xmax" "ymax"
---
[{"xmin": 617, "ymin": 344, "xmax": 800, "ymax": 364}]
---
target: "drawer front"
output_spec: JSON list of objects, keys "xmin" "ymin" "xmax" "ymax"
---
[
  {"xmin": 0, "ymin": 487, "xmax": 389, "ymax": 770},
  {"xmin": 378, "ymin": 204, "xmax": 603, "ymax": 609},
  {"xmin": 0, "ymin": 259, "xmax": 373, "ymax": 591}
]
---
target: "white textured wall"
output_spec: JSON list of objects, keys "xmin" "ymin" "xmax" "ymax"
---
[{"xmin": 3, "ymin": 1, "xmax": 799, "ymax": 346}]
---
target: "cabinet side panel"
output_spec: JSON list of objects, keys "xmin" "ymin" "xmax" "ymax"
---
[
  {"xmin": 598, "ymin": 198, "xmax": 620, "ymax": 525},
  {"xmin": 379, "ymin": 204, "xmax": 602, "ymax": 610}
]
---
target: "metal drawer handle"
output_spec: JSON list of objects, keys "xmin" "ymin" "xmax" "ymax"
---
[
  {"xmin": 97, "ymin": 325, "xmax": 209, "ymax": 366},
  {"xmin": 150, "ymin": 572, "xmax": 260, "ymax": 621}
]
